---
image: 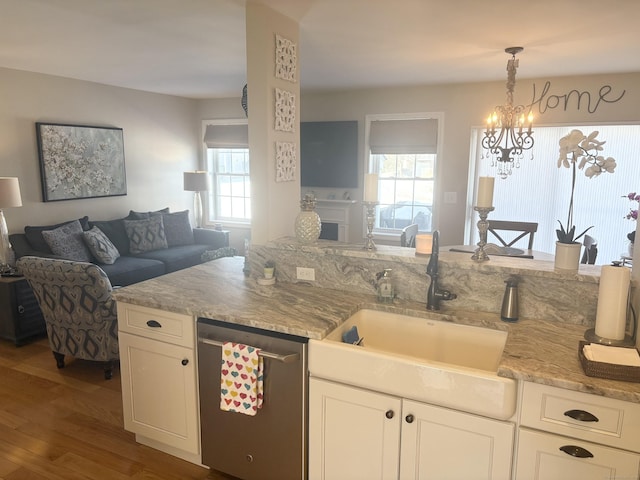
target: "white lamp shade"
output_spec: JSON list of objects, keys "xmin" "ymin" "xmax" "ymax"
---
[
  {"xmin": 183, "ymin": 171, "xmax": 208, "ymax": 192},
  {"xmin": 0, "ymin": 177, "xmax": 22, "ymax": 208}
]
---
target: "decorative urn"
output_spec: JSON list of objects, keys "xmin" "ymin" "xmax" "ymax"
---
[{"xmin": 294, "ymin": 194, "xmax": 322, "ymax": 244}]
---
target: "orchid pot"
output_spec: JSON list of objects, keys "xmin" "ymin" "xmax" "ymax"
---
[{"xmin": 554, "ymin": 241, "xmax": 581, "ymax": 271}]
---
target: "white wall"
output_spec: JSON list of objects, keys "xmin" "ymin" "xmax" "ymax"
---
[
  {"xmin": 0, "ymin": 67, "xmax": 200, "ymax": 233},
  {"xmin": 246, "ymin": 2, "xmax": 300, "ymax": 245}
]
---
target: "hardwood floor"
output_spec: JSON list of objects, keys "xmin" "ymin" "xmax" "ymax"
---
[{"xmin": 0, "ymin": 336, "xmax": 237, "ymax": 480}]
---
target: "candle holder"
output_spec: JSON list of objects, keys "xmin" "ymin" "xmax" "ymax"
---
[
  {"xmin": 363, "ymin": 201, "xmax": 378, "ymax": 251},
  {"xmin": 471, "ymin": 206, "xmax": 495, "ymax": 262}
]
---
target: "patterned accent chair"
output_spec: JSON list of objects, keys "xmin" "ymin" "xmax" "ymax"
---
[{"xmin": 17, "ymin": 256, "xmax": 119, "ymax": 379}]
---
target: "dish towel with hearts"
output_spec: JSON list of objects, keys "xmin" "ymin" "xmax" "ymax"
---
[{"xmin": 220, "ymin": 342, "xmax": 264, "ymax": 416}]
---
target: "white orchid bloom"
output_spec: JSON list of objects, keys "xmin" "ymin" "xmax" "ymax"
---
[
  {"xmin": 585, "ymin": 165, "xmax": 599, "ymax": 178},
  {"xmin": 557, "ymin": 129, "xmax": 586, "ymax": 168},
  {"xmin": 578, "ymin": 155, "xmax": 589, "ymax": 170},
  {"xmin": 581, "ymin": 139, "xmax": 604, "ymax": 152},
  {"xmin": 601, "ymin": 157, "xmax": 616, "ymax": 173}
]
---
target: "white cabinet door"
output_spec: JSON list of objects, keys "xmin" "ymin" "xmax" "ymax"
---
[
  {"xmin": 400, "ymin": 399, "xmax": 514, "ymax": 480},
  {"xmin": 309, "ymin": 377, "xmax": 402, "ymax": 480},
  {"xmin": 515, "ymin": 428, "xmax": 640, "ymax": 480},
  {"xmin": 119, "ymin": 331, "xmax": 199, "ymax": 454}
]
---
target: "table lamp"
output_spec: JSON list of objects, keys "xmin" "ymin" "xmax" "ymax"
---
[
  {"xmin": 183, "ymin": 171, "xmax": 208, "ymax": 228},
  {"xmin": 0, "ymin": 177, "xmax": 22, "ymax": 270}
]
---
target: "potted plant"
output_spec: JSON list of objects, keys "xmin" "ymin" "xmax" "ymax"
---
[
  {"xmin": 263, "ymin": 260, "xmax": 275, "ymax": 279},
  {"xmin": 624, "ymin": 192, "xmax": 638, "ymax": 257},
  {"xmin": 555, "ymin": 130, "xmax": 616, "ymax": 270}
]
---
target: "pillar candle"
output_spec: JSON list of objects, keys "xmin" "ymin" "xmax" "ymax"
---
[
  {"xmin": 415, "ymin": 234, "xmax": 433, "ymax": 255},
  {"xmin": 364, "ymin": 174, "xmax": 378, "ymax": 202},
  {"xmin": 477, "ymin": 176, "xmax": 495, "ymax": 208},
  {"xmin": 595, "ymin": 265, "xmax": 630, "ymax": 341}
]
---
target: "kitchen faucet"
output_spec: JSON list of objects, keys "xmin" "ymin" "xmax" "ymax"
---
[{"xmin": 426, "ymin": 230, "xmax": 457, "ymax": 310}]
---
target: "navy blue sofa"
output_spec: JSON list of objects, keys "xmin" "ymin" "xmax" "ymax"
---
[{"xmin": 10, "ymin": 209, "xmax": 229, "ymax": 286}]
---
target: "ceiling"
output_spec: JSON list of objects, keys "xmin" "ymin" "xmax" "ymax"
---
[{"xmin": 1, "ymin": 0, "xmax": 639, "ymax": 99}]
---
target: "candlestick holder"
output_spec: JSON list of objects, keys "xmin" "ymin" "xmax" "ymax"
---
[
  {"xmin": 363, "ymin": 201, "xmax": 378, "ymax": 251},
  {"xmin": 471, "ymin": 206, "xmax": 495, "ymax": 262}
]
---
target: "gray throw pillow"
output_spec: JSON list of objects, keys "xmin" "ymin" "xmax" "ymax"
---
[
  {"xmin": 84, "ymin": 226, "xmax": 121, "ymax": 265},
  {"xmin": 124, "ymin": 216, "xmax": 168, "ymax": 254},
  {"xmin": 24, "ymin": 216, "xmax": 90, "ymax": 253},
  {"xmin": 89, "ymin": 218, "xmax": 130, "ymax": 255},
  {"xmin": 41, "ymin": 219, "xmax": 93, "ymax": 262},
  {"xmin": 162, "ymin": 210, "xmax": 194, "ymax": 247},
  {"xmin": 127, "ymin": 207, "xmax": 170, "ymax": 220}
]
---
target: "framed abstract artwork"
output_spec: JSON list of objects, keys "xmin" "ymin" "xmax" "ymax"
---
[{"xmin": 35, "ymin": 122, "xmax": 127, "ymax": 202}]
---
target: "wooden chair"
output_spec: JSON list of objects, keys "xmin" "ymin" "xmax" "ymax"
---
[
  {"xmin": 400, "ymin": 224, "xmax": 419, "ymax": 247},
  {"xmin": 581, "ymin": 234, "xmax": 598, "ymax": 264},
  {"xmin": 487, "ymin": 220, "xmax": 538, "ymax": 250}
]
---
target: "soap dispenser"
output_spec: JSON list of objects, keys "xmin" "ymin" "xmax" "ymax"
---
[
  {"xmin": 377, "ymin": 269, "xmax": 395, "ymax": 303},
  {"xmin": 501, "ymin": 278, "xmax": 519, "ymax": 322}
]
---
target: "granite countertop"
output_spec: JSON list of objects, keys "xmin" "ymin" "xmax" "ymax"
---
[{"xmin": 112, "ymin": 256, "xmax": 640, "ymax": 404}]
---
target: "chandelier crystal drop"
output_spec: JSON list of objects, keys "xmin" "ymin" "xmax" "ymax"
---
[{"xmin": 482, "ymin": 47, "xmax": 534, "ymax": 179}]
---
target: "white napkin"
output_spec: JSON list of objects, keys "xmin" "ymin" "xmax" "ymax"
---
[{"xmin": 583, "ymin": 343, "xmax": 640, "ymax": 367}]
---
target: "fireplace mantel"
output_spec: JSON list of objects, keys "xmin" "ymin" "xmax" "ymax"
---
[{"xmin": 315, "ymin": 199, "xmax": 357, "ymax": 243}]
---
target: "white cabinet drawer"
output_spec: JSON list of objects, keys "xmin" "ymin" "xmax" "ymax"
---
[
  {"xmin": 515, "ymin": 427, "xmax": 640, "ymax": 480},
  {"xmin": 117, "ymin": 302, "xmax": 194, "ymax": 347},
  {"xmin": 521, "ymin": 382, "xmax": 640, "ymax": 453}
]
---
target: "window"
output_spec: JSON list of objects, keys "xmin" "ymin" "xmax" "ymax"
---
[
  {"xmin": 203, "ymin": 121, "xmax": 250, "ymax": 223},
  {"xmin": 206, "ymin": 148, "xmax": 250, "ymax": 221},
  {"xmin": 367, "ymin": 115, "xmax": 440, "ymax": 233},
  {"xmin": 376, "ymin": 153, "xmax": 435, "ymax": 230},
  {"xmin": 469, "ymin": 124, "xmax": 640, "ymax": 264}
]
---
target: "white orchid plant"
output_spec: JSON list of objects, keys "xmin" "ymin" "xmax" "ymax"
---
[{"xmin": 556, "ymin": 130, "xmax": 616, "ymax": 244}]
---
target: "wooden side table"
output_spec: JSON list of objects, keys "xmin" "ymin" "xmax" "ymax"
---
[{"xmin": 0, "ymin": 276, "xmax": 46, "ymax": 346}]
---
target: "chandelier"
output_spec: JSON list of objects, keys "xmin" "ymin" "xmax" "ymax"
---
[{"xmin": 482, "ymin": 47, "xmax": 534, "ymax": 179}]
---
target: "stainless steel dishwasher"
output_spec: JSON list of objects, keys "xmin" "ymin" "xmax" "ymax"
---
[{"xmin": 197, "ymin": 318, "xmax": 308, "ymax": 480}]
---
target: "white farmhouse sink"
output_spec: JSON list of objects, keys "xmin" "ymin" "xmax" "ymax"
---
[{"xmin": 308, "ymin": 309, "xmax": 517, "ymax": 420}]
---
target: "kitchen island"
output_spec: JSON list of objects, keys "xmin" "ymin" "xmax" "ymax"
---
[
  {"xmin": 113, "ymin": 255, "xmax": 640, "ymax": 479},
  {"xmin": 112, "ymin": 255, "xmax": 640, "ymax": 402}
]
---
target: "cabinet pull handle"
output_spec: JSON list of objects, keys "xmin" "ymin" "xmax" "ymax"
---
[
  {"xmin": 385, "ymin": 410, "xmax": 394, "ymax": 419},
  {"xmin": 181, "ymin": 359, "xmax": 189, "ymax": 366},
  {"xmin": 564, "ymin": 409, "xmax": 599, "ymax": 422},
  {"xmin": 405, "ymin": 414, "xmax": 414, "ymax": 424},
  {"xmin": 559, "ymin": 445, "xmax": 594, "ymax": 458},
  {"xmin": 198, "ymin": 337, "xmax": 299, "ymax": 364},
  {"xmin": 146, "ymin": 320, "xmax": 162, "ymax": 328}
]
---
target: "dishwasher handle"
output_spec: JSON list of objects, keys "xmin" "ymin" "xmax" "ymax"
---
[{"xmin": 198, "ymin": 337, "xmax": 300, "ymax": 364}]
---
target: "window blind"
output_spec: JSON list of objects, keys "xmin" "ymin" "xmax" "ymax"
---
[
  {"xmin": 369, "ymin": 118, "xmax": 437, "ymax": 154},
  {"xmin": 204, "ymin": 124, "xmax": 248, "ymax": 148}
]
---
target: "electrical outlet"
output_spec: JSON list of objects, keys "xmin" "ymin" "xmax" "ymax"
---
[{"xmin": 296, "ymin": 267, "xmax": 315, "ymax": 281}]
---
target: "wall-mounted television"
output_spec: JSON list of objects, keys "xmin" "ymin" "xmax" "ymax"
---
[{"xmin": 300, "ymin": 121, "xmax": 358, "ymax": 189}]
